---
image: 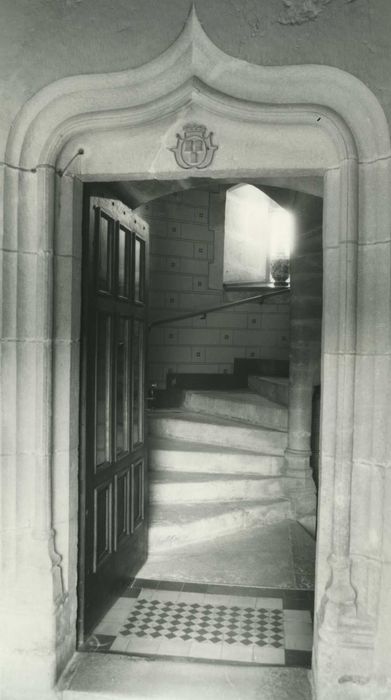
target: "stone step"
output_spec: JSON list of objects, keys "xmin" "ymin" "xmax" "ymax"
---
[
  {"xmin": 148, "ymin": 500, "xmax": 293, "ymax": 552},
  {"xmin": 149, "ymin": 471, "xmax": 285, "ymax": 504},
  {"xmin": 148, "ymin": 410, "xmax": 287, "ymax": 454},
  {"xmin": 182, "ymin": 389, "xmax": 288, "ymax": 430},
  {"xmin": 149, "ymin": 437, "xmax": 284, "ymax": 476},
  {"xmin": 62, "ymin": 653, "xmax": 313, "ymax": 700},
  {"xmin": 248, "ymin": 375, "xmax": 289, "ymax": 406}
]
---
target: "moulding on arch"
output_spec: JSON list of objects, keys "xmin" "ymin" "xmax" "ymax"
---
[{"xmin": 5, "ymin": 6, "xmax": 390, "ymax": 170}]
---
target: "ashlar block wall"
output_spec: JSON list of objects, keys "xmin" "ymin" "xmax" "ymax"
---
[{"xmin": 136, "ymin": 187, "xmax": 290, "ymax": 389}]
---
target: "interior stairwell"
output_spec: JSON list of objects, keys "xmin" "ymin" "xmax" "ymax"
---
[{"xmin": 147, "ymin": 377, "xmax": 294, "ymax": 554}]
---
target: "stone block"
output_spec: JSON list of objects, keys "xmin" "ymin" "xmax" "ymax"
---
[
  {"xmin": 220, "ymin": 329, "xmax": 232, "ymax": 345},
  {"xmin": 294, "ymin": 191, "xmax": 323, "ymax": 233},
  {"xmin": 151, "ymin": 238, "xmax": 193, "ymax": 257},
  {"xmin": 55, "ymin": 176, "xmax": 78, "ymax": 258},
  {"xmin": 192, "ymin": 315, "xmax": 208, "ymax": 328},
  {"xmin": 292, "ymin": 251, "xmax": 323, "ymax": 276},
  {"xmin": 350, "ymin": 554, "xmax": 381, "ymax": 620},
  {"xmin": 150, "ymin": 254, "xmax": 167, "ymax": 271},
  {"xmin": 16, "ymin": 251, "xmax": 51, "ymax": 340},
  {"xmin": 208, "ymin": 191, "xmax": 226, "ymax": 228},
  {"xmin": 291, "ymin": 272, "xmax": 323, "ymax": 297},
  {"xmin": 17, "ymin": 341, "xmax": 51, "ymax": 453},
  {"xmin": 170, "ymin": 203, "xmax": 196, "ymax": 222},
  {"xmin": 259, "ymin": 330, "xmax": 280, "ymax": 347},
  {"xmin": 191, "ymin": 346, "xmax": 205, "ymax": 362},
  {"xmin": 52, "ymin": 448, "xmax": 79, "ymax": 578},
  {"xmin": 259, "ymin": 347, "xmax": 288, "ymax": 360},
  {"xmin": 371, "ymin": 355, "xmax": 391, "ymax": 467},
  {"xmin": 54, "ymin": 254, "xmax": 81, "ymax": 342},
  {"xmin": 374, "ymin": 561, "xmax": 391, "ymax": 675},
  {"xmin": 323, "ymin": 170, "xmax": 342, "ymax": 250},
  {"xmin": 19, "ymin": 171, "xmax": 50, "ymax": 254},
  {"xmin": 381, "ymin": 470, "xmax": 391, "ymax": 563},
  {"xmin": 148, "ymin": 345, "xmax": 191, "ymax": 363},
  {"xmin": 148, "ymin": 326, "xmax": 164, "ymax": 346},
  {"xmin": 192, "ymin": 276, "xmax": 208, "ymax": 291},
  {"xmin": 164, "ymin": 256, "xmax": 179, "ymax": 272},
  {"xmin": 164, "ymin": 327, "xmax": 178, "ymax": 345},
  {"xmin": 177, "ymin": 328, "xmax": 219, "ymax": 345},
  {"xmin": 0, "ymin": 163, "xmax": 4, "ymax": 240},
  {"xmin": 181, "ymin": 222, "xmax": 213, "ymax": 242},
  {"xmin": 176, "ymin": 363, "xmax": 219, "ymax": 374},
  {"xmin": 194, "ymin": 207, "xmax": 208, "ymax": 224},
  {"xmin": 149, "ymin": 219, "xmax": 168, "ymax": 237},
  {"xmin": 291, "ymin": 295, "xmax": 322, "ymax": 317},
  {"xmin": 167, "ymin": 221, "xmax": 181, "ymax": 237},
  {"xmin": 194, "ymin": 241, "xmax": 208, "ymax": 259},
  {"xmin": 322, "ymin": 246, "xmax": 341, "ymax": 354},
  {"xmin": 232, "ymin": 329, "xmax": 261, "ymax": 345},
  {"xmin": 357, "ymin": 241, "xmax": 391, "ymax": 355},
  {"xmin": 164, "ymin": 291, "xmax": 179, "ymax": 308},
  {"xmin": 150, "ymin": 272, "xmax": 192, "ymax": 292},
  {"xmin": 206, "ymin": 312, "xmax": 247, "ymax": 329},
  {"xmin": 350, "ymin": 460, "xmax": 384, "ymax": 560},
  {"xmin": 205, "ymin": 346, "xmax": 245, "ymax": 363},
  {"xmin": 179, "ymin": 291, "xmax": 219, "ymax": 310},
  {"xmin": 2, "ymin": 168, "xmax": 19, "ymax": 251},
  {"xmin": 182, "ymin": 189, "xmax": 210, "ymax": 207},
  {"xmin": 353, "ymin": 354, "xmax": 377, "ymax": 464},
  {"xmin": 320, "ymin": 352, "xmax": 339, "ymax": 458},
  {"xmin": 180, "ymin": 257, "xmax": 208, "ymax": 275},
  {"xmin": 247, "ymin": 314, "xmax": 261, "ymax": 329},
  {"xmin": 1, "ymin": 250, "xmax": 18, "ymax": 338},
  {"xmin": 162, "ymin": 365, "xmax": 178, "ymax": 381},
  {"xmin": 358, "ymin": 158, "xmax": 391, "ymax": 245},
  {"xmin": 148, "ymin": 364, "xmax": 165, "ymax": 383},
  {"xmin": 53, "ymin": 340, "xmax": 80, "ymax": 452},
  {"xmin": 261, "ymin": 314, "xmax": 290, "ymax": 331},
  {"xmin": 1, "ymin": 342, "xmax": 17, "ymax": 453},
  {"xmin": 278, "ymin": 332, "xmax": 290, "ymax": 347}
]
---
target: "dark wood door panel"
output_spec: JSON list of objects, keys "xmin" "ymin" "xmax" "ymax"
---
[{"xmin": 79, "ymin": 192, "xmax": 149, "ymax": 640}]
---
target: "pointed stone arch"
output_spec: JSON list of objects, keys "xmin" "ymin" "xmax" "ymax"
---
[{"xmin": 2, "ymin": 8, "xmax": 391, "ymax": 700}]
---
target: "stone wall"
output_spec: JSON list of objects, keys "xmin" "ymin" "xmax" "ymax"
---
[
  {"xmin": 137, "ymin": 188, "xmax": 290, "ymax": 388},
  {"xmin": 1, "ymin": 5, "xmax": 391, "ymax": 699}
]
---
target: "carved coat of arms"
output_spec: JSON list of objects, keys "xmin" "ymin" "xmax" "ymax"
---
[{"xmin": 169, "ymin": 123, "xmax": 218, "ymax": 169}]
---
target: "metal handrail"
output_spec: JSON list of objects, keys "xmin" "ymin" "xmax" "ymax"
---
[{"xmin": 148, "ymin": 287, "xmax": 290, "ymax": 330}]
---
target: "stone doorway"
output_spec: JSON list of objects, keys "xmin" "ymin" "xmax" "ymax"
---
[
  {"xmin": 78, "ymin": 179, "xmax": 318, "ymax": 676},
  {"xmin": 2, "ymin": 9, "xmax": 391, "ymax": 700}
]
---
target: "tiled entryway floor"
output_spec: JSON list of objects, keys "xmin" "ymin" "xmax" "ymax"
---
[{"xmin": 83, "ymin": 579, "xmax": 313, "ymax": 668}]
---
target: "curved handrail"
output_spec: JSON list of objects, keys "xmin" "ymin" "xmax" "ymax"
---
[{"xmin": 148, "ymin": 287, "xmax": 290, "ymax": 330}]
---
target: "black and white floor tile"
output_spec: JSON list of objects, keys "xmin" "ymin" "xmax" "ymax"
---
[{"xmin": 83, "ymin": 579, "xmax": 313, "ymax": 667}]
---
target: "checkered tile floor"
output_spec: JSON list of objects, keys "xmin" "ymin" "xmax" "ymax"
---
[{"xmin": 83, "ymin": 579, "xmax": 313, "ymax": 667}]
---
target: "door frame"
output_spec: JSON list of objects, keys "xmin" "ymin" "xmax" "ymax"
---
[{"xmin": 2, "ymin": 9, "xmax": 391, "ymax": 700}]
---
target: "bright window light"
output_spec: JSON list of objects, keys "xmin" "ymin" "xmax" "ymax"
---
[
  {"xmin": 223, "ymin": 183, "xmax": 294, "ymax": 286},
  {"xmin": 269, "ymin": 207, "xmax": 294, "ymax": 261}
]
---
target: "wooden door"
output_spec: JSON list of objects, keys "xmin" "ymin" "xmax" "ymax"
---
[{"xmin": 78, "ymin": 194, "xmax": 149, "ymax": 640}]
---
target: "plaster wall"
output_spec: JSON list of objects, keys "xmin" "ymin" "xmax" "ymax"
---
[{"xmin": 1, "ymin": 0, "xmax": 391, "ymax": 166}]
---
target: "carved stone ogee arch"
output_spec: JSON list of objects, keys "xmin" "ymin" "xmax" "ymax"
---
[{"xmin": 1, "ymin": 8, "xmax": 391, "ymax": 700}]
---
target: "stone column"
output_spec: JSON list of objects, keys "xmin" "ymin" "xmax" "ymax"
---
[
  {"xmin": 284, "ymin": 193, "xmax": 323, "ymax": 523},
  {"xmin": 0, "ymin": 167, "xmax": 62, "ymax": 700}
]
